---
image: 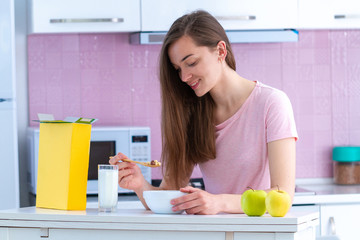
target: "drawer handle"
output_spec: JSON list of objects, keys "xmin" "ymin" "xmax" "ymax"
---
[
  {"xmin": 329, "ymin": 216, "xmax": 336, "ymax": 235},
  {"xmin": 215, "ymin": 15, "xmax": 256, "ymax": 21},
  {"xmin": 50, "ymin": 18, "xmax": 124, "ymax": 23},
  {"xmin": 334, "ymin": 14, "xmax": 360, "ymax": 19}
]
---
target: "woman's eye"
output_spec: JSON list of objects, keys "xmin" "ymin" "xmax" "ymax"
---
[{"xmin": 188, "ymin": 61, "xmax": 197, "ymax": 67}]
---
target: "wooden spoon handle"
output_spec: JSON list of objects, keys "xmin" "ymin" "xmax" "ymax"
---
[
  {"xmin": 121, "ymin": 158, "xmax": 148, "ymax": 166},
  {"xmin": 109, "ymin": 156, "xmax": 160, "ymax": 168}
]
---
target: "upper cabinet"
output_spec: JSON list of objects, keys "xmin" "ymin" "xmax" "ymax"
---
[
  {"xmin": 141, "ymin": 0, "xmax": 298, "ymax": 32},
  {"xmin": 27, "ymin": 0, "xmax": 360, "ymax": 35},
  {"xmin": 299, "ymin": 0, "xmax": 360, "ymax": 29},
  {"xmin": 27, "ymin": 0, "xmax": 140, "ymax": 34}
]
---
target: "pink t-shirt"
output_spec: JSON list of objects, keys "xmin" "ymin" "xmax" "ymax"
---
[{"xmin": 199, "ymin": 81, "xmax": 298, "ymax": 194}]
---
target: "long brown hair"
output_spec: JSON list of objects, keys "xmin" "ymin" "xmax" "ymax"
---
[{"xmin": 159, "ymin": 10, "xmax": 236, "ymax": 188}]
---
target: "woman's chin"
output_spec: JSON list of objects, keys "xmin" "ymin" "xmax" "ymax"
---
[{"xmin": 194, "ymin": 89, "xmax": 207, "ymax": 97}]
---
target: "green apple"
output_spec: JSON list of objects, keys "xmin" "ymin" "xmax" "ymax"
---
[
  {"xmin": 241, "ymin": 187, "xmax": 267, "ymax": 216},
  {"xmin": 265, "ymin": 187, "xmax": 291, "ymax": 217}
]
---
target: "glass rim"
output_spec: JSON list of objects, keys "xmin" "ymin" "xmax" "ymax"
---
[{"xmin": 98, "ymin": 164, "xmax": 118, "ymax": 170}]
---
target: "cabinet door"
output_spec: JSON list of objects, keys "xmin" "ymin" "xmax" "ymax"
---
[
  {"xmin": 0, "ymin": 0, "xmax": 15, "ymax": 98},
  {"xmin": 320, "ymin": 204, "xmax": 360, "ymax": 240},
  {"xmin": 28, "ymin": 0, "xmax": 140, "ymax": 33},
  {"xmin": 0, "ymin": 107, "xmax": 19, "ymax": 210},
  {"xmin": 0, "ymin": 0, "xmax": 19, "ymax": 211},
  {"xmin": 292, "ymin": 205, "xmax": 321, "ymax": 238},
  {"xmin": 49, "ymin": 229, "xmax": 225, "ymax": 240},
  {"xmin": 299, "ymin": 0, "xmax": 360, "ymax": 29},
  {"xmin": 2, "ymin": 228, "xmax": 44, "ymax": 240},
  {"xmin": 141, "ymin": 0, "xmax": 297, "ymax": 31}
]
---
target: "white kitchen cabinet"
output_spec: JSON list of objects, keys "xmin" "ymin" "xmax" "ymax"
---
[
  {"xmin": 0, "ymin": 0, "xmax": 15, "ymax": 98},
  {"xmin": 28, "ymin": 0, "xmax": 140, "ymax": 34},
  {"xmin": 1, "ymin": 228, "xmax": 225, "ymax": 240},
  {"xmin": 0, "ymin": 107, "xmax": 18, "ymax": 209},
  {"xmin": 0, "ymin": 228, "xmax": 43, "ymax": 240},
  {"xmin": 294, "ymin": 181, "xmax": 360, "ymax": 240},
  {"xmin": 1, "ymin": 227, "xmax": 318, "ymax": 240},
  {"xmin": 141, "ymin": 0, "xmax": 298, "ymax": 31},
  {"xmin": 292, "ymin": 205, "xmax": 321, "ymax": 238},
  {"xmin": 51, "ymin": 229, "xmax": 224, "ymax": 240},
  {"xmin": 320, "ymin": 204, "xmax": 360, "ymax": 240},
  {"xmin": 0, "ymin": 0, "xmax": 19, "ymax": 210},
  {"xmin": 299, "ymin": 0, "xmax": 360, "ymax": 29},
  {"xmin": 292, "ymin": 203, "xmax": 359, "ymax": 240}
]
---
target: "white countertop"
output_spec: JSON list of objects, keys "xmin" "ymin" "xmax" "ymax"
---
[
  {"xmin": 93, "ymin": 178, "xmax": 360, "ymax": 206},
  {"xmin": 106, "ymin": 178, "xmax": 360, "ymax": 206},
  {"xmin": 0, "ymin": 201, "xmax": 318, "ymax": 233},
  {"xmin": 294, "ymin": 178, "xmax": 360, "ymax": 205}
]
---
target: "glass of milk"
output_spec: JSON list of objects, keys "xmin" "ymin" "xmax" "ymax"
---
[{"xmin": 98, "ymin": 164, "xmax": 118, "ymax": 212}]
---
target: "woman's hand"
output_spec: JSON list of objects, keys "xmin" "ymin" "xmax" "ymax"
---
[
  {"xmin": 109, "ymin": 153, "xmax": 146, "ymax": 192},
  {"xmin": 170, "ymin": 186, "xmax": 223, "ymax": 215}
]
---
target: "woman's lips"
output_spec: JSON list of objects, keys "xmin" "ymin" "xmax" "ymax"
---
[{"xmin": 189, "ymin": 80, "xmax": 200, "ymax": 90}]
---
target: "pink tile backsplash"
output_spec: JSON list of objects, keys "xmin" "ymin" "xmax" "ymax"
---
[{"xmin": 28, "ymin": 30, "xmax": 360, "ymax": 180}]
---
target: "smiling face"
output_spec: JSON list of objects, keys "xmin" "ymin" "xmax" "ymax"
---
[{"xmin": 168, "ymin": 35, "xmax": 224, "ymax": 97}]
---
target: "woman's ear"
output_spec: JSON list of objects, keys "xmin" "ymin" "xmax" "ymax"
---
[{"xmin": 217, "ymin": 40, "xmax": 227, "ymax": 62}]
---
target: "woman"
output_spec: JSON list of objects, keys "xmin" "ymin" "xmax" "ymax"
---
[{"xmin": 109, "ymin": 10, "xmax": 297, "ymax": 215}]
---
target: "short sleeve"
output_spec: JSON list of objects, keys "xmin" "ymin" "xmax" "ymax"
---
[{"xmin": 265, "ymin": 90, "xmax": 298, "ymax": 143}]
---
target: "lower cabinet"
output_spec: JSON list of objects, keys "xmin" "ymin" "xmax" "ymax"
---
[
  {"xmin": 293, "ymin": 203, "xmax": 360, "ymax": 240},
  {"xmin": 49, "ymin": 229, "xmax": 225, "ymax": 240},
  {"xmin": 234, "ymin": 231, "xmax": 315, "ymax": 240},
  {"xmin": 292, "ymin": 205, "xmax": 321, "ymax": 238},
  {"xmin": 1, "ymin": 227, "xmax": 43, "ymax": 239},
  {"xmin": 0, "ymin": 227, "xmax": 316, "ymax": 240},
  {"xmin": 320, "ymin": 203, "xmax": 360, "ymax": 240},
  {"xmin": 0, "ymin": 228, "xmax": 226, "ymax": 240}
]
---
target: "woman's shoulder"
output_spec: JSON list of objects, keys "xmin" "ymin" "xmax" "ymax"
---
[
  {"xmin": 250, "ymin": 82, "xmax": 294, "ymax": 114},
  {"xmin": 254, "ymin": 82, "xmax": 290, "ymax": 103},
  {"xmin": 255, "ymin": 81, "xmax": 285, "ymax": 95}
]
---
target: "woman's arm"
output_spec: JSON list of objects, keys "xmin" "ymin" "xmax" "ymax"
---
[
  {"xmin": 267, "ymin": 137, "xmax": 296, "ymax": 201},
  {"xmin": 172, "ymin": 137, "xmax": 296, "ymax": 215}
]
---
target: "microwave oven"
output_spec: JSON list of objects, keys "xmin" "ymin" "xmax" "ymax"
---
[{"xmin": 27, "ymin": 126, "xmax": 151, "ymax": 195}]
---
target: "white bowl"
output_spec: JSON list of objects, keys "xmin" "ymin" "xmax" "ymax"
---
[{"xmin": 143, "ymin": 190, "xmax": 187, "ymax": 214}]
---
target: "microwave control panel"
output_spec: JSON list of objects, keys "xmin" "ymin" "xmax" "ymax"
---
[{"xmin": 129, "ymin": 131, "xmax": 151, "ymax": 184}]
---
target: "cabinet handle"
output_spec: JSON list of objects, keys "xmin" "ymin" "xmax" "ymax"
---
[
  {"xmin": 0, "ymin": 98, "xmax": 12, "ymax": 103},
  {"xmin": 334, "ymin": 14, "xmax": 360, "ymax": 19},
  {"xmin": 50, "ymin": 18, "xmax": 124, "ymax": 23},
  {"xmin": 215, "ymin": 15, "xmax": 256, "ymax": 21},
  {"xmin": 329, "ymin": 216, "xmax": 336, "ymax": 235}
]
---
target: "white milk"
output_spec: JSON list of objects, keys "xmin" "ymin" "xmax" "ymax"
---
[{"xmin": 98, "ymin": 169, "xmax": 118, "ymax": 211}]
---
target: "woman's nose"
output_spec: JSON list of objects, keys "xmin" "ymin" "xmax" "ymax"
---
[{"xmin": 181, "ymin": 71, "xmax": 192, "ymax": 82}]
